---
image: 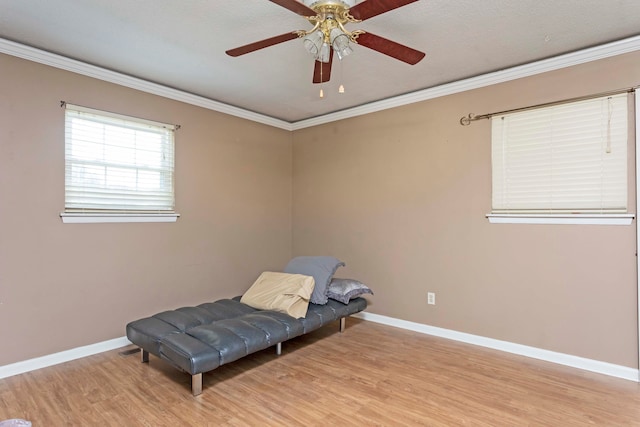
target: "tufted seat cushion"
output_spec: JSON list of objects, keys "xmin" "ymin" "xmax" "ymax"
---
[{"xmin": 126, "ymin": 296, "xmax": 367, "ymax": 377}]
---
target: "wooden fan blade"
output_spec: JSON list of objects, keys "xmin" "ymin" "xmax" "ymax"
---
[
  {"xmin": 226, "ymin": 32, "xmax": 299, "ymax": 57},
  {"xmin": 348, "ymin": 0, "xmax": 419, "ymax": 21},
  {"xmin": 269, "ymin": 0, "xmax": 317, "ymax": 16},
  {"xmin": 355, "ymin": 32, "xmax": 425, "ymax": 64},
  {"xmin": 312, "ymin": 49, "xmax": 334, "ymax": 83}
]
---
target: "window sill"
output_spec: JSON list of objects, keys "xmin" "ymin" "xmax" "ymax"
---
[
  {"xmin": 60, "ymin": 213, "xmax": 180, "ymax": 224},
  {"xmin": 486, "ymin": 213, "xmax": 635, "ymax": 225}
]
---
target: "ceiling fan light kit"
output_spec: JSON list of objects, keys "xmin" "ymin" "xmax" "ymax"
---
[
  {"xmin": 226, "ymin": 0, "xmax": 425, "ymax": 84},
  {"xmin": 298, "ymin": 0, "xmax": 362, "ymax": 63}
]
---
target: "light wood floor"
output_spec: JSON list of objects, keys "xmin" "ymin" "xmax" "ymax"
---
[{"xmin": 1, "ymin": 319, "xmax": 640, "ymax": 426}]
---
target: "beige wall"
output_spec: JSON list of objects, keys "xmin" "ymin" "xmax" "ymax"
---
[
  {"xmin": 0, "ymin": 54, "xmax": 293, "ymax": 366},
  {"xmin": 2, "ymin": 48, "xmax": 639, "ymax": 371},
  {"xmin": 292, "ymin": 51, "xmax": 640, "ymax": 368}
]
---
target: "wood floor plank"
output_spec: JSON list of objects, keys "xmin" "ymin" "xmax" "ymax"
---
[{"xmin": 1, "ymin": 319, "xmax": 640, "ymax": 426}]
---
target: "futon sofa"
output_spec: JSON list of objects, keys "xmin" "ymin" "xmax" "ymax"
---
[
  {"xmin": 126, "ymin": 257, "xmax": 372, "ymax": 396},
  {"xmin": 126, "ymin": 296, "xmax": 366, "ymax": 395}
]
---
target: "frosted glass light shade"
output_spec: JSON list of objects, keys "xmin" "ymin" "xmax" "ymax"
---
[
  {"xmin": 303, "ymin": 30, "xmax": 324, "ymax": 57},
  {"xmin": 330, "ymin": 28, "xmax": 352, "ymax": 60},
  {"xmin": 318, "ymin": 42, "xmax": 331, "ymax": 63}
]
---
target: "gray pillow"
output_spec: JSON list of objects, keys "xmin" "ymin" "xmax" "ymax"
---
[
  {"xmin": 284, "ymin": 256, "xmax": 345, "ymax": 305},
  {"xmin": 327, "ymin": 278, "xmax": 373, "ymax": 305}
]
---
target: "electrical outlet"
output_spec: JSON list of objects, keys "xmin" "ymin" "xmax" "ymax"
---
[{"xmin": 427, "ymin": 292, "xmax": 436, "ymax": 305}]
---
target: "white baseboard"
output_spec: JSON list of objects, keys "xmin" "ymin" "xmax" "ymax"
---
[
  {"xmin": 2, "ymin": 315, "xmax": 638, "ymax": 383},
  {"xmin": 353, "ymin": 312, "xmax": 640, "ymax": 382},
  {"xmin": 0, "ymin": 337, "xmax": 131, "ymax": 380}
]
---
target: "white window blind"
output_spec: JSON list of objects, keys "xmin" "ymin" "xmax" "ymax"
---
[
  {"xmin": 491, "ymin": 93, "xmax": 628, "ymax": 214},
  {"xmin": 64, "ymin": 104, "xmax": 175, "ymax": 213}
]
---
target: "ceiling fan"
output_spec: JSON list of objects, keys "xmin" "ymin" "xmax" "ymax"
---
[{"xmin": 225, "ymin": 0, "xmax": 425, "ymax": 84}]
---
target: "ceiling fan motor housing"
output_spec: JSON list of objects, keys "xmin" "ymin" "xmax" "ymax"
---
[{"xmin": 303, "ymin": 0, "xmax": 357, "ymax": 9}]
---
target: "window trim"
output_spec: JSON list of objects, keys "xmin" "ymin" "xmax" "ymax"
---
[
  {"xmin": 488, "ymin": 92, "xmax": 632, "ymax": 225},
  {"xmin": 60, "ymin": 212, "xmax": 180, "ymax": 224},
  {"xmin": 486, "ymin": 213, "xmax": 635, "ymax": 225},
  {"xmin": 61, "ymin": 103, "xmax": 179, "ymax": 224}
]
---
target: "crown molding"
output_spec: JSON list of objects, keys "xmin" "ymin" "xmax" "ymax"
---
[
  {"xmin": 0, "ymin": 38, "xmax": 293, "ymax": 131},
  {"xmin": 2, "ymin": 35, "xmax": 639, "ymax": 131},
  {"xmin": 291, "ymin": 35, "xmax": 640, "ymax": 130}
]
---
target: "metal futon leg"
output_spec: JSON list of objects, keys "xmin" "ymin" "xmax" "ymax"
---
[
  {"xmin": 192, "ymin": 373, "xmax": 203, "ymax": 396},
  {"xmin": 141, "ymin": 349, "xmax": 149, "ymax": 363}
]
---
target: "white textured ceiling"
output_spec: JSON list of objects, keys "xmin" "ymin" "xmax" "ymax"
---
[{"xmin": 1, "ymin": 0, "xmax": 639, "ymax": 123}]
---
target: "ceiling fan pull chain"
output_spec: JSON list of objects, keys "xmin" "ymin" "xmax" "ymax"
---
[
  {"xmin": 339, "ymin": 58, "xmax": 345, "ymax": 93},
  {"xmin": 319, "ymin": 61, "xmax": 324, "ymax": 98}
]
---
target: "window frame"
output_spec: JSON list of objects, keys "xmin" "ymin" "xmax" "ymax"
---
[
  {"xmin": 488, "ymin": 92, "xmax": 635, "ymax": 225},
  {"xmin": 60, "ymin": 103, "xmax": 179, "ymax": 224}
]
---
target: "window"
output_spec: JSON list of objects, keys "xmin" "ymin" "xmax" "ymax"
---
[
  {"xmin": 62, "ymin": 104, "xmax": 178, "ymax": 223},
  {"xmin": 490, "ymin": 93, "xmax": 632, "ymax": 224}
]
